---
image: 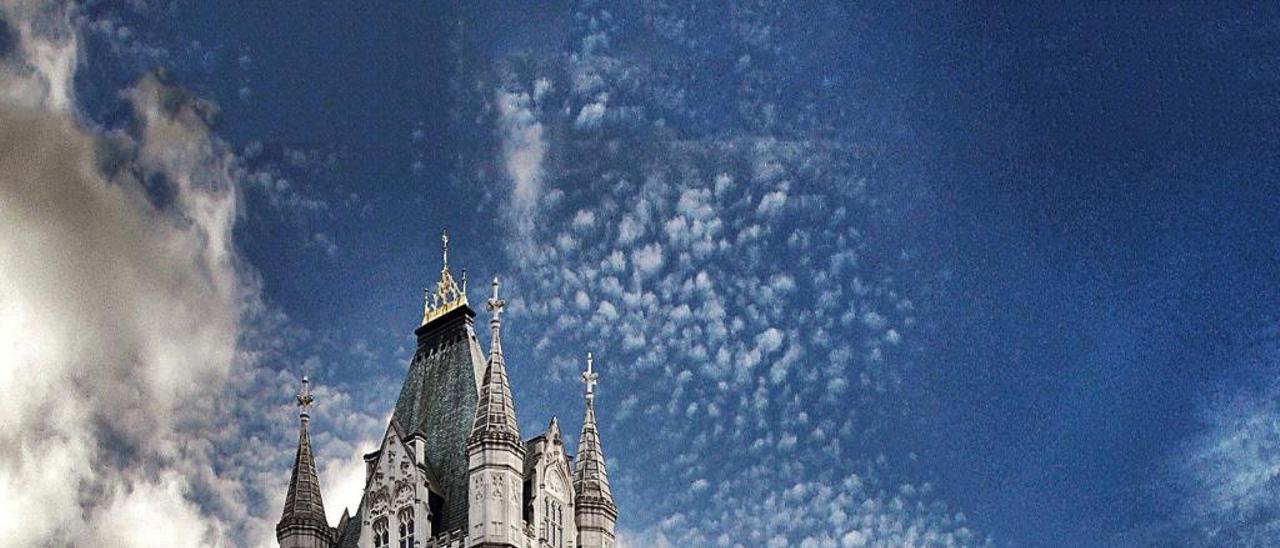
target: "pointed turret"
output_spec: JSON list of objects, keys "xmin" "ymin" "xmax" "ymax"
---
[
  {"xmin": 466, "ymin": 278, "xmax": 526, "ymax": 546},
  {"xmin": 277, "ymin": 376, "xmax": 335, "ymax": 548},
  {"xmin": 468, "ymin": 277, "xmax": 522, "ymax": 446},
  {"xmin": 574, "ymin": 353, "xmax": 617, "ymax": 548}
]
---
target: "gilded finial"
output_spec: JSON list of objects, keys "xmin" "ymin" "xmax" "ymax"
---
[
  {"xmin": 422, "ymin": 228, "xmax": 468, "ymax": 325},
  {"xmin": 582, "ymin": 352, "xmax": 599, "ymax": 402}
]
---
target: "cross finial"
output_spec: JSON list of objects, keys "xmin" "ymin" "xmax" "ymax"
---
[
  {"xmin": 487, "ymin": 277, "xmax": 505, "ymax": 319},
  {"xmin": 296, "ymin": 375, "xmax": 315, "ymax": 419},
  {"xmin": 441, "ymin": 229, "xmax": 449, "ymax": 268},
  {"xmin": 582, "ymin": 352, "xmax": 599, "ymax": 401}
]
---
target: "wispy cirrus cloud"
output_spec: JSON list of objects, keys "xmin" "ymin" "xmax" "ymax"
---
[
  {"xmin": 496, "ymin": 86, "xmax": 548, "ymax": 223},
  {"xmin": 1173, "ymin": 326, "xmax": 1280, "ymax": 546}
]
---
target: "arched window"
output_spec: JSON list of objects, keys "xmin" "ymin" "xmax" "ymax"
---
[
  {"xmin": 555, "ymin": 503, "xmax": 563, "ymax": 547},
  {"xmin": 543, "ymin": 499, "xmax": 565, "ymax": 548},
  {"xmin": 373, "ymin": 518, "xmax": 390, "ymax": 548},
  {"xmin": 398, "ymin": 507, "xmax": 415, "ymax": 548}
]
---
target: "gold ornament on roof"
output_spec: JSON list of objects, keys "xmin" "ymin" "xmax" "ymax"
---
[{"xmin": 423, "ymin": 229, "xmax": 468, "ymax": 325}]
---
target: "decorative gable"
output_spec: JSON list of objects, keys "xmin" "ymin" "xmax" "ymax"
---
[{"xmin": 360, "ymin": 421, "xmax": 431, "ymax": 548}]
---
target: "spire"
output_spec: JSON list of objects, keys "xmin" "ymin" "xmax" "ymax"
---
[
  {"xmin": 278, "ymin": 376, "xmax": 332, "ymax": 543},
  {"xmin": 423, "ymin": 229, "xmax": 468, "ymax": 325},
  {"xmin": 574, "ymin": 353, "xmax": 615, "ymax": 512},
  {"xmin": 468, "ymin": 277, "xmax": 521, "ymax": 448}
]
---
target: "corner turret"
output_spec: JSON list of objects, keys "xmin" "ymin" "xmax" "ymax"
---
[
  {"xmin": 574, "ymin": 353, "xmax": 617, "ymax": 548},
  {"xmin": 277, "ymin": 376, "xmax": 336, "ymax": 548},
  {"xmin": 466, "ymin": 278, "xmax": 527, "ymax": 547}
]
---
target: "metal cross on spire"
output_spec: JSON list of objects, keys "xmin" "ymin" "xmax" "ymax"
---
[
  {"xmin": 487, "ymin": 277, "xmax": 506, "ymax": 359},
  {"xmin": 296, "ymin": 375, "xmax": 315, "ymax": 419},
  {"xmin": 487, "ymin": 276, "xmax": 505, "ymax": 320},
  {"xmin": 582, "ymin": 352, "xmax": 599, "ymax": 402}
]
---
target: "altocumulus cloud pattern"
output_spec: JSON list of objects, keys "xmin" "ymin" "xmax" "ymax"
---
[{"xmin": 1, "ymin": 2, "xmax": 1278, "ymax": 547}]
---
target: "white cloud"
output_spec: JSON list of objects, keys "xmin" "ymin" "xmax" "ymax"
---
[
  {"xmin": 632, "ymin": 243, "xmax": 666, "ymax": 277},
  {"xmin": 320, "ymin": 439, "xmax": 378, "ymax": 526},
  {"xmin": 88, "ymin": 474, "xmax": 227, "ymax": 546},
  {"xmin": 597, "ymin": 300, "xmax": 619, "ymax": 321},
  {"xmin": 884, "ymin": 329, "xmax": 901, "ymax": 345},
  {"xmin": 0, "ymin": 0, "xmax": 79, "ymax": 112},
  {"xmin": 618, "ymin": 214, "xmax": 644, "ymax": 245},
  {"xmin": 496, "ymin": 89, "xmax": 546, "ymax": 219},
  {"xmin": 0, "ymin": 67, "xmax": 252, "ymax": 545},
  {"xmin": 1178, "ymin": 335, "xmax": 1280, "ymax": 545},
  {"xmin": 532, "ymin": 77, "xmax": 553, "ymax": 102},
  {"xmin": 756, "ymin": 327, "xmax": 784, "ymax": 354},
  {"xmin": 573, "ymin": 209, "xmax": 597, "ymax": 230},
  {"xmin": 575, "ymin": 100, "xmax": 607, "ymax": 129},
  {"xmin": 841, "ymin": 530, "xmax": 868, "ymax": 547},
  {"xmin": 757, "ymin": 190, "xmax": 788, "ymax": 216}
]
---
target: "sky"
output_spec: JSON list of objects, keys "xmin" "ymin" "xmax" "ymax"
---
[{"xmin": 0, "ymin": 1, "xmax": 1278, "ymax": 547}]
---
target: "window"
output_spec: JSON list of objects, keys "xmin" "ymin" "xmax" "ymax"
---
[
  {"xmin": 543, "ymin": 499, "xmax": 565, "ymax": 548},
  {"xmin": 398, "ymin": 507, "xmax": 415, "ymax": 548},
  {"xmin": 373, "ymin": 518, "xmax": 390, "ymax": 548}
]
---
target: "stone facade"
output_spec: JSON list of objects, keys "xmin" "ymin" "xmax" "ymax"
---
[{"xmin": 277, "ymin": 236, "xmax": 618, "ymax": 548}]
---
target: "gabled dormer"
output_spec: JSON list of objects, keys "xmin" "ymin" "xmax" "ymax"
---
[
  {"xmin": 358, "ymin": 418, "xmax": 437, "ymax": 548},
  {"xmin": 524, "ymin": 417, "xmax": 577, "ymax": 548}
]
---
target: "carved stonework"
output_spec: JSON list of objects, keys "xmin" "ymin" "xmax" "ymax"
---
[
  {"xmin": 394, "ymin": 479, "xmax": 414, "ymax": 506},
  {"xmin": 491, "ymin": 473, "xmax": 504, "ymax": 500},
  {"xmin": 370, "ymin": 484, "xmax": 391, "ymax": 517},
  {"xmin": 472, "ymin": 474, "xmax": 486, "ymax": 503},
  {"xmin": 546, "ymin": 468, "xmax": 567, "ymax": 499}
]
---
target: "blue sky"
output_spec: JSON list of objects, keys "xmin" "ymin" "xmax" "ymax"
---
[{"xmin": 1, "ymin": 1, "xmax": 1278, "ymax": 546}]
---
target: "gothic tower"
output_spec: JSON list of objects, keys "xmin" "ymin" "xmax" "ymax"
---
[
  {"xmin": 392, "ymin": 232, "xmax": 488, "ymax": 534},
  {"xmin": 277, "ymin": 233, "xmax": 624, "ymax": 548},
  {"xmin": 277, "ymin": 377, "xmax": 336, "ymax": 548},
  {"xmin": 466, "ymin": 278, "xmax": 527, "ymax": 547},
  {"xmin": 574, "ymin": 354, "xmax": 617, "ymax": 548}
]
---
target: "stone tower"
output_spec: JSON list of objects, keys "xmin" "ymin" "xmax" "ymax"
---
[
  {"xmin": 574, "ymin": 354, "xmax": 617, "ymax": 548},
  {"xmin": 466, "ymin": 278, "xmax": 527, "ymax": 547},
  {"xmin": 277, "ymin": 377, "xmax": 336, "ymax": 548}
]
